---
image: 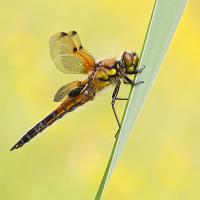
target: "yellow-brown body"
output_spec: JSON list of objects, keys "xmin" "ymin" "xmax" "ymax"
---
[{"xmin": 10, "ymin": 30, "xmax": 140, "ymax": 151}]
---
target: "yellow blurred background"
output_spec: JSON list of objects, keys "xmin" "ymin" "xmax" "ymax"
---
[{"xmin": 0, "ymin": 0, "xmax": 199, "ymax": 199}]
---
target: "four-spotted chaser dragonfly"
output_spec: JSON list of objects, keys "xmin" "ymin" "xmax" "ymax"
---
[{"xmin": 10, "ymin": 31, "xmax": 144, "ymax": 151}]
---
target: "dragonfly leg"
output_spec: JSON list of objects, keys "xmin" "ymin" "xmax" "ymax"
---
[
  {"xmin": 123, "ymin": 80, "xmax": 131, "ymax": 84},
  {"xmin": 115, "ymin": 129, "xmax": 120, "ymax": 138},
  {"xmin": 126, "ymin": 65, "xmax": 146, "ymax": 75},
  {"xmin": 116, "ymin": 97, "xmax": 128, "ymax": 100},
  {"xmin": 132, "ymin": 65, "xmax": 145, "ymax": 74},
  {"xmin": 124, "ymin": 75, "xmax": 144, "ymax": 86},
  {"xmin": 112, "ymin": 73, "xmax": 144, "ymax": 138},
  {"xmin": 111, "ymin": 79, "xmax": 121, "ymax": 128}
]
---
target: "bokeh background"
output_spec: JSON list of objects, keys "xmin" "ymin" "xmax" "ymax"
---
[{"xmin": 0, "ymin": 0, "xmax": 199, "ymax": 199}]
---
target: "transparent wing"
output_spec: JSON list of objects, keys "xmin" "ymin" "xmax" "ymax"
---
[
  {"xmin": 49, "ymin": 31, "xmax": 95, "ymax": 74},
  {"xmin": 54, "ymin": 80, "xmax": 87, "ymax": 102}
]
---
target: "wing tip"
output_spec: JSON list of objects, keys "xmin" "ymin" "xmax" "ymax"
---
[
  {"xmin": 61, "ymin": 32, "xmax": 68, "ymax": 36},
  {"xmin": 53, "ymin": 96, "xmax": 59, "ymax": 102},
  {"xmin": 71, "ymin": 31, "xmax": 77, "ymax": 36}
]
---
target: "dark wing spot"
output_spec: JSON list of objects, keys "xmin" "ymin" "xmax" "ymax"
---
[
  {"xmin": 73, "ymin": 46, "xmax": 77, "ymax": 52},
  {"xmin": 61, "ymin": 32, "xmax": 68, "ymax": 36},
  {"xmin": 71, "ymin": 31, "xmax": 77, "ymax": 36},
  {"xmin": 68, "ymin": 85, "xmax": 85, "ymax": 98},
  {"xmin": 79, "ymin": 45, "xmax": 83, "ymax": 49}
]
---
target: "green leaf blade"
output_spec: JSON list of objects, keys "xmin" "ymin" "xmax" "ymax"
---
[{"xmin": 95, "ymin": 0, "xmax": 189, "ymax": 199}]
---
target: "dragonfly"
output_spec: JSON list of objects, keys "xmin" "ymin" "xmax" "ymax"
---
[{"xmin": 10, "ymin": 31, "xmax": 144, "ymax": 151}]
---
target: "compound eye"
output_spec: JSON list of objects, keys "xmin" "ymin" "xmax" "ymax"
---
[
  {"xmin": 122, "ymin": 51, "xmax": 133, "ymax": 67},
  {"xmin": 132, "ymin": 52, "xmax": 139, "ymax": 66}
]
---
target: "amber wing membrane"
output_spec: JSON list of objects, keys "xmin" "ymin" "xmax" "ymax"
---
[{"xmin": 49, "ymin": 31, "xmax": 95, "ymax": 74}]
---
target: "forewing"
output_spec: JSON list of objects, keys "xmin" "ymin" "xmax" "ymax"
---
[
  {"xmin": 49, "ymin": 31, "xmax": 95, "ymax": 74},
  {"xmin": 54, "ymin": 81, "xmax": 86, "ymax": 102},
  {"xmin": 68, "ymin": 31, "xmax": 96, "ymax": 69}
]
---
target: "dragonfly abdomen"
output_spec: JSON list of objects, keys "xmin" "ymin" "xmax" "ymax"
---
[
  {"xmin": 10, "ymin": 105, "xmax": 69, "ymax": 151},
  {"xmin": 10, "ymin": 93, "xmax": 92, "ymax": 151},
  {"xmin": 10, "ymin": 111, "xmax": 56, "ymax": 151}
]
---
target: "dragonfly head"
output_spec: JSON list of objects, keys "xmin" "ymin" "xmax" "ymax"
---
[{"xmin": 121, "ymin": 51, "xmax": 139, "ymax": 74}]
